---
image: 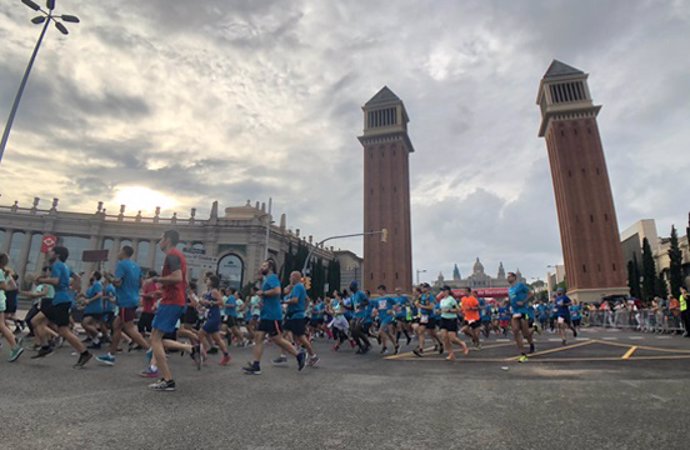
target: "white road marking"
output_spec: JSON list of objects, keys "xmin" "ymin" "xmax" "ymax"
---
[
  {"xmin": 602, "ymin": 337, "xmax": 618, "ymax": 341},
  {"xmin": 655, "ymin": 336, "xmax": 671, "ymax": 340},
  {"xmin": 628, "ymin": 336, "xmax": 643, "ymax": 340}
]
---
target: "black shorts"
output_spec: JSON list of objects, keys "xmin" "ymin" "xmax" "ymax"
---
[
  {"xmin": 573, "ymin": 318, "xmax": 581, "ymax": 327},
  {"xmin": 225, "ymin": 316, "xmax": 238, "ymax": 328},
  {"xmin": 440, "ymin": 318, "xmax": 458, "ymax": 332},
  {"xmin": 310, "ymin": 317, "xmax": 324, "ymax": 327},
  {"xmin": 44, "ymin": 302, "xmax": 71, "ymax": 327},
  {"xmin": 39, "ymin": 298, "xmax": 53, "ymax": 311},
  {"xmin": 163, "ymin": 329, "xmax": 178, "ymax": 341},
  {"xmin": 418, "ymin": 316, "xmax": 437, "ymax": 329},
  {"xmin": 139, "ymin": 312, "xmax": 155, "ymax": 331},
  {"xmin": 183, "ymin": 306, "xmax": 199, "ymax": 325},
  {"xmin": 284, "ymin": 318, "xmax": 306, "ymax": 337},
  {"xmin": 258, "ymin": 319, "xmax": 282, "ymax": 337},
  {"xmin": 118, "ymin": 307, "xmax": 137, "ymax": 323},
  {"xmin": 463, "ymin": 320, "xmax": 481, "ymax": 329},
  {"xmin": 5, "ymin": 291, "xmax": 18, "ymax": 314},
  {"xmin": 102, "ymin": 312, "xmax": 114, "ymax": 326}
]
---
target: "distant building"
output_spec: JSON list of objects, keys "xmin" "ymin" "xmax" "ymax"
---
[
  {"xmin": 434, "ymin": 258, "xmax": 525, "ymax": 290},
  {"xmin": 332, "ymin": 249, "xmax": 363, "ymax": 292},
  {"xmin": 0, "ymin": 197, "xmax": 358, "ymax": 294}
]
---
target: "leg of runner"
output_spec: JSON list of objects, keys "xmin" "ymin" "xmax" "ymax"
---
[
  {"xmin": 511, "ymin": 317, "xmax": 529, "ymax": 362},
  {"xmin": 1, "ymin": 311, "xmax": 23, "ymax": 362}
]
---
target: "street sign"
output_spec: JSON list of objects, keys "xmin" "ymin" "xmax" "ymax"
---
[
  {"xmin": 40, "ymin": 234, "xmax": 57, "ymax": 253},
  {"xmin": 82, "ymin": 249, "xmax": 109, "ymax": 262}
]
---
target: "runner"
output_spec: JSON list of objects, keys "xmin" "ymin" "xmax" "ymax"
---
[
  {"xmin": 222, "ymin": 288, "xmax": 244, "ymax": 347},
  {"xmin": 393, "ymin": 287, "xmax": 412, "ymax": 347},
  {"xmin": 242, "ymin": 259, "xmax": 305, "ymax": 375},
  {"xmin": 373, "ymin": 285, "xmax": 398, "ymax": 355},
  {"xmin": 147, "ymin": 230, "xmax": 199, "ymax": 391},
  {"xmin": 198, "ymin": 274, "xmax": 231, "ymax": 366},
  {"xmin": 327, "ymin": 290, "xmax": 350, "ymax": 351},
  {"xmin": 274, "ymin": 271, "xmax": 319, "ymax": 367},
  {"xmin": 34, "ymin": 247, "xmax": 91, "ymax": 367},
  {"xmin": 460, "ymin": 288, "xmax": 481, "ymax": 348},
  {"xmin": 138, "ymin": 270, "xmax": 160, "ymax": 338},
  {"xmin": 507, "ymin": 272, "xmax": 535, "ymax": 362},
  {"xmin": 96, "ymin": 245, "xmax": 150, "ymax": 365},
  {"xmin": 349, "ymin": 281, "xmax": 371, "ymax": 354},
  {"xmin": 554, "ymin": 287, "xmax": 576, "ymax": 345},
  {"xmin": 79, "ymin": 272, "xmax": 104, "ymax": 350},
  {"xmin": 437, "ymin": 285, "xmax": 469, "ymax": 360},
  {"xmin": 0, "ymin": 253, "xmax": 23, "ymax": 362},
  {"xmin": 413, "ymin": 283, "xmax": 443, "ymax": 357}
]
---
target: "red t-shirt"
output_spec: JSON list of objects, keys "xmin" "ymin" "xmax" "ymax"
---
[
  {"xmin": 461, "ymin": 296, "xmax": 480, "ymax": 322},
  {"xmin": 141, "ymin": 279, "xmax": 161, "ymax": 313},
  {"xmin": 160, "ymin": 248, "xmax": 187, "ymax": 306}
]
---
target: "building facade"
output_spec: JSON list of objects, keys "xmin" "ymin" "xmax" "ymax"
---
[
  {"xmin": 0, "ymin": 198, "xmax": 355, "ymax": 293},
  {"xmin": 359, "ymin": 86, "xmax": 414, "ymax": 293},
  {"xmin": 537, "ymin": 60, "xmax": 628, "ymax": 302},
  {"xmin": 434, "ymin": 259, "xmax": 525, "ymax": 290}
]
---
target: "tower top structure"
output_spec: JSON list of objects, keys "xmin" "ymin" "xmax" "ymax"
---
[
  {"xmin": 536, "ymin": 60, "xmax": 599, "ymax": 137},
  {"xmin": 360, "ymin": 86, "xmax": 414, "ymax": 152}
]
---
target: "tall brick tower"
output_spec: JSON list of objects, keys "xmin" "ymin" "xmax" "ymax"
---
[
  {"xmin": 537, "ymin": 60, "xmax": 628, "ymax": 302},
  {"xmin": 359, "ymin": 86, "xmax": 414, "ymax": 293}
]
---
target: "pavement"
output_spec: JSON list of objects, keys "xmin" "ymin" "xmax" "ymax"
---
[{"xmin": 2, "ymin": 327, "xmax": 689, "ymax": 450}]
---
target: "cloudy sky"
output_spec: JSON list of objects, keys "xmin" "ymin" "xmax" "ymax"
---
[{"xmin": 0, "ymin": 0, "xmax": 688, "ymax": 283}]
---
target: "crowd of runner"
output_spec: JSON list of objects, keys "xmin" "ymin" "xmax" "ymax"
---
[{"xmin": 1, "ymin": 229, "xmax": 688, "ymax": 391}]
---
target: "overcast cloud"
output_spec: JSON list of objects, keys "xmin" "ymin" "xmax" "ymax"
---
[{"xmin": 0, "ymin": 0, "xmax": 688, "ymax": 283}]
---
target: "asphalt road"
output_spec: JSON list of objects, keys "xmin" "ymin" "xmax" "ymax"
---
[{"xmin": 1, "ymin": 327, "xmax": 689, "ymax": 449}]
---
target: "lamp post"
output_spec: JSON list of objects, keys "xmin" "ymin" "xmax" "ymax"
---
[
  {"xmin": 0, "ymin": 0, "xmax": 80, "ymax": 164},
  {"xmin": 416, "ymin": 269, "xmax": 427, "ymax": 285},
  {"xmin": 301, "ymin": 229, "xmax": 387, "ymax": 276}
]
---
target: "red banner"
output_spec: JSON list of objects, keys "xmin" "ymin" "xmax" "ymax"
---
[
  {"xmin": 41, "ymin": 235, "xmax": 57, "ymax": 253},
  {"xmin": 452, "ymin": 287, "xmax": 509, "ymax": 298}
]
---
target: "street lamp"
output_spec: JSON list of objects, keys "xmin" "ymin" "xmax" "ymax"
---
[
  {"xmin": 301, "ymin": 229, "xmax": 387, "ymax": 276},
  {"xmin": 0, "ymin": 0, "xmax": 80, "ymax": 164},
  {"xmin": 416, "ymin": 269, "xmax": 427, "ymax": 285}
]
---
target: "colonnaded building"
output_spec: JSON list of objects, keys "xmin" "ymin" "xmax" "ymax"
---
[
  {"xmin": 433, "ymin": 258, "xmax": 527, "ymax": 294},
  {"xmin": 0, "ymin": 198, "xmax": 362, "ymax": 293}
]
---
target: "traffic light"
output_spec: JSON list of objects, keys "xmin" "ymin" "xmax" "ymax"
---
[
  {"xmin": 381, "ymin": 228, "xmax": 388, "ymax": 243},
  {"xmin": 303, "ymin": 276, "xmax": 312, "ymax": 290}
]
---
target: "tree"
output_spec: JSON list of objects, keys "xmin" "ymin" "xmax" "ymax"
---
[
  {"xmin": 656, "ymin": 272, "xmax": 668, "ymax": 299},
  {"xmin": 641, "ymin": 238, "xmax": 657, "ymax": 300},
  {"xmin": 327, "ymin": 259, "xmax": 341, "ymax": 295},
  {"xmin": 668, "ymin": 225, "xmax": 684, "ymax": 298},
  {"xmin": 627, "ymin": 255, "xmax": 642, "ymax": 299}
]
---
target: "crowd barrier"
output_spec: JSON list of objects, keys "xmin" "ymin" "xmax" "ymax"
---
[{"xmin": 584, "ymin": 309, "xmax": 686, "ymax": 333}]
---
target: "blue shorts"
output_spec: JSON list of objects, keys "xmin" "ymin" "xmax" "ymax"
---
[
  {"xmin": 153, "ymin": 305, "xmax": 184, "ymax": 334},
  {"xmin": 203, "ymin": 318, "xmax": 221, "ymax": 334}
]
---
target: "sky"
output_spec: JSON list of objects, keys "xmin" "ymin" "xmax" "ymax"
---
[{"xmin": 0, "ymin": 0, "xmax": 688, "ymax": 284}]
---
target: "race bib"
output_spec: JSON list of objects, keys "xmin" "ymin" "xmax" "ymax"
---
[
  {"xmin": 512, "ymin": 313, "xmax": 522, "ymax": 319},
  {"xmin": 557, "ymin": 317, "xmax": 565, "ymax": 324},
  {"xmin": 378, "ymin": 299, "xmax": 388, "ymax": 309},
  {"xmin": 420, "ymin": 315, "xmax": 429, "ymax": 324}
]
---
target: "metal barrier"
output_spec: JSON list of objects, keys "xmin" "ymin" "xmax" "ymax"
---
[{"xmin": 585, "ymin": 309, "xmax": 685, "ymax": 333}]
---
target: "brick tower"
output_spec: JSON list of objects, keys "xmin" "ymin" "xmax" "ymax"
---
[
  {"xmin": 537, "ymin": 60, "xmax": 628, "ymax": 302},
  {"xmin": 359, "ymin": 86, "xmax": 414, "ymax": 293}
]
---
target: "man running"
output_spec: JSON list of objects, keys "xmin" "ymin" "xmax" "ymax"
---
[
  {"xmin": 554, "ymin": 287, "xmax": 576, "ymax": 345},
  {"xmin": 274, "ymin": 271, "xmax": 319, "ymax": 367},
  {"xmin": 80, "ymin": 272, "xmax": 105, "ymax": 350},
  {"xmin": 242, "ymin": 260, "xmax": 305, "ymax": 375},
  {"xmin": 34, "ymin": 246, "xmax": 91, "ymax": 367},
  {"xmin": 413, "ymin": 283, "xmax": 443, "ymax": 357},
  {"xmin": 507, "ymin": 272, "xmax": 535, "ymax": 362},
  {"xmin": 97, "ymin": 245, "xmax": 150, "ymax": 366},
  {"xmin": 0, "ymin": 253, "xmax": 23, "ymax": 362},
  {"xmin": 147, "ymin": 230, "xmax": 198, "ymax": 391},
  {"xmin": 460, "ymin": 288, "xmax": 481, "ymax": 348},
  {"xmin": 373, "ymin": 285, "xmax": 398, "ymax": 355}
]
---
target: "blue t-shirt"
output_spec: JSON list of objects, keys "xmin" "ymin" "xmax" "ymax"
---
[
  {"xmin": 83, "ymin": 281, "xmax": 104, "ymax": 314},
  {"xmin": 498, "ymin": 306, "xmax": 511, "ymax": 321},
  {"xmin": 224, "ymin": 295, "xmax": 238, "ymax": 317},
  {"xmin": 103, "ymin": 284, "xmax": 116, "ymax": 313},
  {"xmin": 351, "ymin": 290, "xmax": 368, "ymax": 319},
  {"xmin": 114, "ymin": 259, "xmax": 141, "ymax": 309},
  {"xmin": 509, "ymin": 282, "xmax": 530, "ymax": 315},
  {"xmin": 312, "ymin": 302, "xmax": 325, "ymax": 319},
  {"xmin": 286, "ymin": 282, "xmax": 307, "ymax": 320},
  {"xmin": 555, "ymin": 295, "xmax": 572, "ymax": 317},
  {"xmin": 570, "ymin": 304, "xmax": 582, "ymax": 320},
  {"xmin": 418, "ymin": 293, "xmax": 434, "ymax": 316},
  {"xmin": 51, "ymin": 261, "xmax": 74, "ymax": 305},
  {"xmin": 536, "ymin": 303, "xmax": 549, "ymax": 320},
  {"xmin": 342, "ymin": 296, "xmax": 354, "ymax": 320},
  {"xmin": 395, "ymin": 295, "xmax": 408, "ymax": 318},
  {"xmin": 375, "ymin": 296, "xmax": 396, "ymax": 324},
  {"xmin": 205, "ymin": 291, "xmax": 221, "ymax": 322},
  {"xmin": 260, "ymin": 274, "xmax": 282, "ymax": 321}
]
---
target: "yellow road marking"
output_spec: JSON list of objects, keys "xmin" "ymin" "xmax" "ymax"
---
[
  {"xmin": 505, "ymin": 339, "xmax": 596, "ymax": 361},
  {"xmin": 592, "ymin": 339, "xmax": 690, "ymax": 354},
  {"xmin": 384, "ymin": 346, "xmax": 435, "ymax": 360},
  {"xmin": 621, "ymin": 346, "xmax": 637, "ymax": 360}
]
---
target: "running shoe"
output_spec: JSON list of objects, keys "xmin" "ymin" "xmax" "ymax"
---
[
  {"xmin": 31, "ymin": 346, "xmax": 54, "ymax": 359},
  {"xmin": 529, "ymin": 343, "xmax": 535, "ymax": 354},
  {"xmin": 349, "ymin": 339, "xmax": 357, "ymax": 349},
  {"xmin": 87, "ymin": 342, "xmax": 102, "ymax": 350},
  {"xmin": 394, "ymin": 344, "xmax": 400, "ymax": 355},
  {"xmin": 562, "ymin": 339, "xmax": 567, "ymax": 346},
  {"xmin": 148, "ymin": 379, "xmax": 176, "ymax": 391},
  {"xmin": 296, "ymin": 350, "xmax": 306, "ymax": 371},
  {"xmin": 307, "ymin": 355, "xmax": 320, "ymax": 368},
  {"xmin": 219, "ymin": 354, "xmax": 231, "ymax": 366},
  {"xmin": 380, "ymin": 346, "xmax": 388, "ymax": 354},
  {"xmin": 573, "ymin": 329, "xmax": 578, "ymax": 338},
  {"xmin": 16, "ymin": 335, "xmax": 24, "ymax": 347},
  {"xmin": 412, "ymin": 348, "xmax": 423, "ymax": 358},
  {"xmin": 139, "ymin": 367, "xmax": 160, "ymax": 378},
  {"xmin": 8, "ymin": 346, "xmax": 24, "ymax": 362},
  {"xmin": 74, "ymin": 351, "xmax": 93, "ymax": 368},
  {"xmin": 191, "ymin": 344, "xmax": 202, "ymax": 371},
  {"xmin": 96, "ymin": 354, "xmax": 116, "ymax": 366},
  {"xmin": 406, "ymin": 336, "xmax": 412, "ymax": 346},
  {"xmin": 272, "ymin": 355, "xmax": 288, "ymax": 366},
  {"xmin": 438, "ymin": 344, "xmax": 444, "ymax": 355},
  {"xmin": 242, "ymin": 362, "xmax": 262, "ymax": 375},
  {"xmin": 518, "ymin": 354, "xmax": 528, "ymax": 363},
  {"xmin": 332, "ymin": 344, "xmax": 340, "ymax": 352}
]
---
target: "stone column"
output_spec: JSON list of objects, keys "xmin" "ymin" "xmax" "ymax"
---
[
  {"xmin": 1, "ymin": 228, "xmax": 13, "ymax": 253},
  {"xmin": 108, "ymin": 238, "xmax": 121, "ymax": 272},
  {"xmin": 16, "ymin": 232, "xmax": 33, "ymax": 279},
  {"xmin": 148, "ymin": 239, "xmax": 157, "ymax": 271}
]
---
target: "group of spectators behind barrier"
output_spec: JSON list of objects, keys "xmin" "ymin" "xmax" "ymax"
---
[{"xmin": 583, "ymin": 299, "xmax": 685, "ymax": 333}]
